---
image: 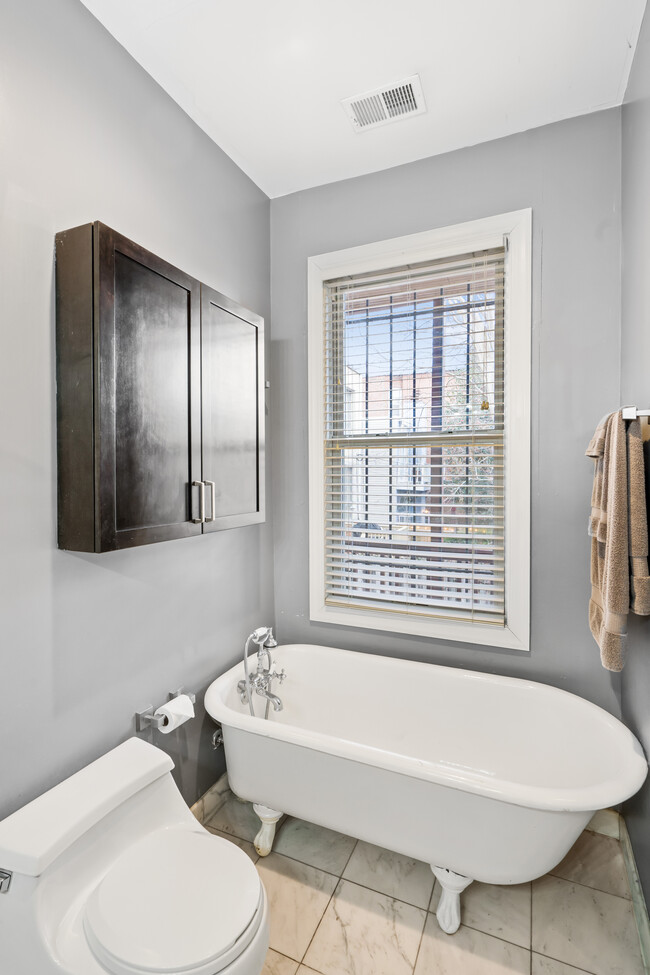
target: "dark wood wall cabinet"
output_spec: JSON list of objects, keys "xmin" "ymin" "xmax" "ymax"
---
[{"xmin": 56, "ymin": 222, "xmax": 265, "ymax": 552}]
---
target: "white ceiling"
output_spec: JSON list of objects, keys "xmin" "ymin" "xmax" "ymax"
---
[{"xmin": 79, "ymin": 0, "xmax": 647, "ymax": 199}]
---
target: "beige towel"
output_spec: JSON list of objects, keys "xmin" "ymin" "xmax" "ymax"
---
[{"xmin": 586, "ymin": 410, "xmax": 650, "ymax": 671}]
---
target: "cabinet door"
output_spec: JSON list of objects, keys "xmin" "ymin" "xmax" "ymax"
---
[
  {"xmin": 96, "ymin": 225, "xmax": 202, "ymax": 549},
  {"xmin": 200, "ymin": 285, "xmax": 265, "ymax": 531}
]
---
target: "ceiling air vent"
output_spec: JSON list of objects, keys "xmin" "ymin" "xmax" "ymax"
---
[{"xmin": 342, "ymin": 75, "xmax": 426, "ymax": 132}]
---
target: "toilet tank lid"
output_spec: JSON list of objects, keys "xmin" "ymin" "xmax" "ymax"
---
[{"xmin": 0, "ymin": 738, "xmax": 174, "ymax": 877}]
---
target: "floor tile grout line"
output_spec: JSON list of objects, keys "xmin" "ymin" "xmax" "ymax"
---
[
  {"xmin": 433, "ymin": 918, "xmax": 532, "ymax": 955},
  {"xmin": 256, "ymin": 836, "xmax": 634, "ymax": 911},
  {"xmin": 296, "ymin": 962, "xmax": 326, "ymax": 975},
  {"xmin": 291, "ymin": 861, "xmax": 430, "ymax": 970},
  {"xmin": 546, "ymin": 869, "xmax": 632, "ymax": 902},
  {"xmin": 268, "ymin": 949, "xmax": 305, "ymax": 973},
  {"xmin": 212, "ymin": 810, "xmax": 639, "ymax": 975},
  {"xmin": 532, "ymin": 948, "xmax": 602, "ymax": 975},
  {"xmin": 211, "ymin": 822, "xmax": 631, "ymax": 907},
  {"xmin": 212, "ymin": 827, "xmax": 626, "ymax": 961},
  {"xmin": 288, "ymin": 880, "xmax": 534, "ymax": 959},
  {"xmin": 264, "ymin": 849, "xmax": 342, "ymax": 882},
  {"xmin": 297, "ymin": 874, "xmax": 429, "ymax": 975},
  {"xmin": 296, "ymin": 837, "xmax": 350, "ymax": 968},
  {"xmin": 338, "ymin": 837, "xmax": 359, "ymax": 877},
  {"xmin": 205, "ymin": 824, "xmax": 351, "ymax": 885},
  {"xmin": 297, "ymin": 941, "xmax": 620, "ymax": 974},
  {"xmin": 427, "ymin": 880, "xmax": 533, "ymax": 954},
  {"xmin": 276, "ymin": 835, "xmax": 360, "ymax": 880},
  {"xmin": 209, "ymin": 818, "xmax": 360, "ymax": 878},
  {"xmin": 256, "ymin": 844, "xmax": 435, "ymax": 913},
  {"xmin": 254, "ymin": 851, "xmax": 341, "ymax": 966},
  {"xmin": 267, "ymin": 871, "xmax": 634, "ymax": 975},
  {"xmin": 325, "ymin": 873, "xmax": 433, "ymax": 913},
  {"xmin": 530, "ymin": 881, "xmax": 533, "ymax": 975},
  {"xmin": 410, "ymin": 916, "xmax": 535, "ymax": 972},
  {"xmin": 211, "ymin": 814, "xmax": 630, "ymax": 904},
  {"xmin": 217, "ymin": 841, "xmax": 631, "ymax": 913},
  {"xmin": 427, "ymin": 878, "xmax": 438, "ymax": 914},
  {"xmin": 204, "ymin": 825, "xmax": 255, "ymax": 844},
  {"xmin": 210, "ymin": 808, "xmax": 637, "ymax": 974},
  {"xmin": 410, "ymin": 905, "xmax": 430, "ymax": 975},
  {"xmin": 297, "ymin": 880, "xmax": 340, "ymax": 967}
]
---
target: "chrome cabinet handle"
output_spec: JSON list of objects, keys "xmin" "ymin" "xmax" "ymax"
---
[
  {"xmin": 205, "ymin": 480, "xmax": 216, "ymax": 522},
  {"xmin": 192, "ymin": 480, "xmax": 205, "ymax": 523}
]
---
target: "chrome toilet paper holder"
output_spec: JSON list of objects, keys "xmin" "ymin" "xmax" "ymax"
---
[{"xmin": 135, "ymin": 687, "xmax": 196, "ymax": 732}]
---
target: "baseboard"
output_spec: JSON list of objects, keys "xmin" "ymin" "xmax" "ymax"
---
[
  {"xmin": 621, "ymin": 817, "xmax": 650, "ymax": 974},
  {"xmin": 190, "ymin": 772, "xmax": 230, "ymax": 825}
]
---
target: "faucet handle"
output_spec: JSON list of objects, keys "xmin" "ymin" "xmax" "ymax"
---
[{"xmin": 274, "ymin": 668, "xmax": 286, "ymax": 684}]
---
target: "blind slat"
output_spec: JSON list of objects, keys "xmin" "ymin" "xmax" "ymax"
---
[
  {"xmin": 325, "ymin": 544, "xmax": 505, "ymax": 561},
  {"xmin": 325, "ymin": 589, "xmax": 502, "ymax": 613},
  {"xmin": 326, "ymin": 569, "xmax": 504, "ymax": 592},
  {"xmin": 322, "ymin": 245, "xmax": 506, "ymax": 623}
]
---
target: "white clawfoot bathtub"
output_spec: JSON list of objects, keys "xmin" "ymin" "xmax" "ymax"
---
[{"xmin": 205, "ymin": 644, "xmax": 647, "ymax": 934}]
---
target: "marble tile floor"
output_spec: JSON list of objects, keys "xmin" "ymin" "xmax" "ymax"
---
[{"xmin": 205, "ymin": 793, "xmax": 644, "ymax": 975}]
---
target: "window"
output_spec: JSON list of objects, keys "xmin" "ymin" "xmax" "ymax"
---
[{"xmin": 308, "ymin": 212, "xmax": 531, "ymax": 651}]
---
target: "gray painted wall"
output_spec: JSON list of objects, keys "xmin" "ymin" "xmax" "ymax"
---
[
  {"xmin": 270, "ymin": 110, "xmax": 623, "ymax": 715},
  {"xmin": 621, "ymin": 6, "xmax": 650, "ymax": 907},
  {"xmin": 1, "ymin": 0, "xmax": 639, "ymax": 894},
  {"xmin": 0, "ymin": 0, "xmax": 273, "ymax": 815}
]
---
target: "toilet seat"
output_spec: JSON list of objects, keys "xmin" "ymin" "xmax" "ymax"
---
[{"xmin": 83, "ymin": 827, "xmax": 262, "ymax": 975}]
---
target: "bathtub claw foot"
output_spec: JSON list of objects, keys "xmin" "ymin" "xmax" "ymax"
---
[
  {"xmin": 431, "ymin": 866, "xmax": 473, "ymax": 934},
  {"xmin": 253, "ymin": 803, "xmax": 282, "ymax": 856}
]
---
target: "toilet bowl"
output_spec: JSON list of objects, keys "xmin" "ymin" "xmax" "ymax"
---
[{"xmin": 0, "ymin": 738, "xmax": 268, "ymax": 975}]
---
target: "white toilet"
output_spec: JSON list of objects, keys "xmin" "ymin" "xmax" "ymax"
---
[{"xmin": 0, "ymin": 737, "xmax": 268, "ymax": 975}]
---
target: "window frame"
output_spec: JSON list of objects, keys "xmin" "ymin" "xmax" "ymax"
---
[{"xmin": 307, "ymin": 210, "xmax": 532, "ymax": 652}]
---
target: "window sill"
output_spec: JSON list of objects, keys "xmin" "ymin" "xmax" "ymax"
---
[{"xmin": 310, "ymin": 600, "xmax": 530, "ymax": 652}]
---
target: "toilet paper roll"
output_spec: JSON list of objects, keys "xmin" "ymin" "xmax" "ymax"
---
[{"xmin": 154, "ymin": 694, "xmax": 195, "ymax": 734}]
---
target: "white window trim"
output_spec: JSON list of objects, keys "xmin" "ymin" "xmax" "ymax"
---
[{"xmin": 308, "ymin": 209, "xmax": 532, "ymax": 652}]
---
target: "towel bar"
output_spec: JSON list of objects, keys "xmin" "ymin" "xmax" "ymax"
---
[{"xmin": 622, "ymin": 407, "xmax": 650, "ymax": 420}]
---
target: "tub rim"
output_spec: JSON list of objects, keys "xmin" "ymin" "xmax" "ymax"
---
[{"xmin": 204, "ymin": 643, "xmax": 648, "ymax": 814}]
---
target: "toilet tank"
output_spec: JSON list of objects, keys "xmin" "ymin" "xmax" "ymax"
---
[{"xmin": 0, "ymin": 738, "xmax": 175, "ymax": 876}]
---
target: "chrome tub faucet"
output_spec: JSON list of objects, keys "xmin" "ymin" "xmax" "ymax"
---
[{"xmin": 240, "ymin": 627, "xmax": 285, "ymax": 717}]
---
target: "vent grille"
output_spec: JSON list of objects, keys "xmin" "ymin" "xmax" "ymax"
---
[{"xmin": 342, "ymin": 75, "xmax": 426, "ymax": 132}]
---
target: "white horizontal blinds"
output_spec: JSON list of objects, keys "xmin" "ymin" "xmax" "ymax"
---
[{"xmin": 323, "ymin": 246, "xmax": 506, "ymax": 624}]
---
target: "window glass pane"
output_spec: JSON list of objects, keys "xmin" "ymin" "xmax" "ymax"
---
[{"xmin": 330, "ymin": 259, "xmax": 502, "ymax": 438}]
